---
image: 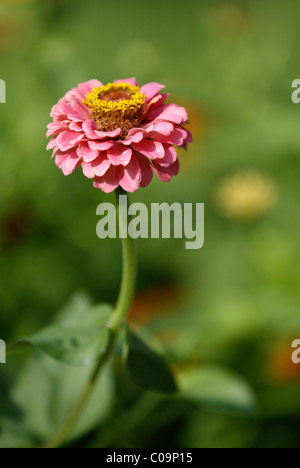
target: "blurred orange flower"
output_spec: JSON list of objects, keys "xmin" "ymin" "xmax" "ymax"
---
[
  {"xmin": 267, "ymin": 341, "xmax": 300, "ymax": 384},
  {"xmin": 127, "ymin": 285, "xmax": 183, "ymax": 327}
]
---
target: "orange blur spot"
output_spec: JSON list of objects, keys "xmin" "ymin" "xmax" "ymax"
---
[
  {"xmin": 267, "ymin": 342, "xmax": 300, "ymax": 384},
  {"xmin": 127, "ymin": 285, "xmax": 184, "ymax": 327}
]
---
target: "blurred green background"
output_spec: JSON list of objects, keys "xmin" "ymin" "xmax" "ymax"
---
[{"xmin": 1, "ymin": 0, "xmax": 300, "ymax": 448}]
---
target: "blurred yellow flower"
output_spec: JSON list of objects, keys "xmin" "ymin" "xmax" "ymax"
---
[{"xmin": 215, "ymin": 171, "xmax": 278, "ymax": 221}]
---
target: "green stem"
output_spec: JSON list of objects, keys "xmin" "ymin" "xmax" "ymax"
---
[
  {"xmin": 110, "ymin": 188, "xmax": 137, "ymax": 331},
  {"xmin": 43, "ymin": 189, "xmax": 136, "ymax": 448}
]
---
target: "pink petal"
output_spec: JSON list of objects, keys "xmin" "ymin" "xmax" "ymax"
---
[
  {"xmin": 56, "ymin": 131, "xmax": 84, "ymax": 151},
  {"xmin": 54, "ymin": 102, "xmax": 76, "ymax": 118},
  {"xmin": 114, "ymin": 78, "xmax": 138, "ymax": 86},
  {"xmin": 141, "ymin": 125, "xmax": 192, "ymax": 147},
  {"xmin": 77, "ymin": 143, "xmax": 100, "ymax": 163},
  {"xmin": 171, "ymin": 159, "xmax": 180, "ymax": 175},
  {"xmin": 82, "ymin": 154, "xmax": 111, "ymax": 178},
  {"xmin": 146, "ymin": 104, "xmax": 188, "ymax": 125},
  {"xmin": 153, "ymin": 159, "xmax": 180, "ymax": 182},
  {"xmin": 93, "ymin": 166, "xmax": 122, "ymax": 193},
  {"xmin": 140, "ymin": 82, "xmax": 165, "ymax": 101},
  {"xmin": 134, "ymin": 151, "xmax": 154, "ymax": 188},
  {"xmin": 159, "ymin": 145, "xmax": 178, "ymax": 167},
  {"xmin": 88, "ymin": 140, "xmax": 114, "ymax": 151},
  {"xmin": 77, "ymin": 80, "xmax": 103, "ymax": 98},
  {"xmin": 121, "ymin": 130, "xmax": 144, "ymax": 145},
  {"xmin": 166, "ymin": 127, "xmax": 189, "ymax": 146},
  {"xmin": 132, "ymin": 140, "xmax": 165, "ymax": 160},
  {"xmin": 55, "ymin": 150, "xmax": 80, "ymax": 176},
  {"xmin": 82, "ymin": 120, "xmax": 121, "ymax": 140},
  {"xmin": 63, "ymin": 98, "xmax": 90, "ymax": 122},
  {"xmin": 47, "ymin": 138, "xmax": 58, "ymax": 151},
  {"xmin": 50, "ymin": 103, "xmax": 67, "ymax": 120},
  {"xmin": 119, "ymin": 154, "xmax": 141, "ymax": 192},
  {"xmin": 46, "ymin": 121, "xmax": 68, "ymax": 137},
  {"xmin": 55, "ymin": 152, "xmax": 67, "ymax": 166},
  {"xmin": 144, "ymin": 121, "xmax": 174, "ymax": 137},
  {"xmin": 93, "ymin": 157, "xmax": 112, "ymax": 177},
  {"xmin": 147, "ymin": 93, "xmax": 169, "ymax": 112},
  {"xmin": 51, "ymin": 146, "xmax": 59, "ymax": 159},
  {"xmin": 93, "ymin": 128, "xmax": 121, "ymax": 139},
  {"xmin": 69, "ymin": 121, "xmax": 83, "ymax": 132},
  {"xmin": 107, "ymin": 144, "xmax": 132, "ymax": 166},
  {"xmin": 82, "ymin": 119, "xmax": 101, "ymax": 137},
  {"xmin": 152, "ymin": 127, "xmax": 189, "ymax": 146},
  {"xmin": 184, "ymin": 128, "xmax": 193, "ymax": 144},
  {"xmin": 67, "ymin": 108, "xmax": 90, "ymax": 122},
  {"xmin": 64, "ymin": 88, "xmax": 83, "ymax": 103}
]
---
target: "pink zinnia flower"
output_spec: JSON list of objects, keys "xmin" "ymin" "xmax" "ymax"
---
[{"xmin": 47, "ymin": 78, "xmax": 192, "ymax": 193}]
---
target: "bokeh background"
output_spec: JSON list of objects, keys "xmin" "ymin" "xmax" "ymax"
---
[{"xmin": 1, "ymin": 0, "xmax": 300, "ymax": 448}]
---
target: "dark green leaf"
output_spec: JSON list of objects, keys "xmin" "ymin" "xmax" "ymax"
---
[
  {"xmin": 17, "ymin": 294, "xmax": 113, "ymax": 366},
  {"xmin": 125, "ymin": 331, "xmax": 177, "ymax": 394}
]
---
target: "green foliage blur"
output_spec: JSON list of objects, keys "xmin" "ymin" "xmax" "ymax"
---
[{"xmin": 1, "ymin": 0, "xmax": 300, "ymax": 448}]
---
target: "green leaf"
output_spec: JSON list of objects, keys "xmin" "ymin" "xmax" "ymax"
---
[
  {"xmin": 125, "ymin": 331, "xmax": 177, "ymax": 394},
  {"xmin": 17, "ymin": 294, "xmax": 113, "ymax": 366},
  {"xmin": 0, "ymin": 419, "xmax": 35, "ymax": 449},
  {"xmin": 10, "ymin": 351, "xmax": 114, "ymax": 444},
  {"xmin": 56, "ymin": 292, "xmax": 93, "ymax": 322},
  {"xmin": 179, "ymin": 366, "xmax": 256, "ymax": 412}
]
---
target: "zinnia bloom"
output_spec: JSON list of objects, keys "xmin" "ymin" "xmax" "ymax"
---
[{"xmin": 47, "ymin": 78, "xmax": 192, "ymax": 193}]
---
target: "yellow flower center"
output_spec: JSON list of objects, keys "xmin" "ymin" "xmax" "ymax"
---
[{"xmin": 83, "ymin": 83, "xmax": 146, "ymax": 138}]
